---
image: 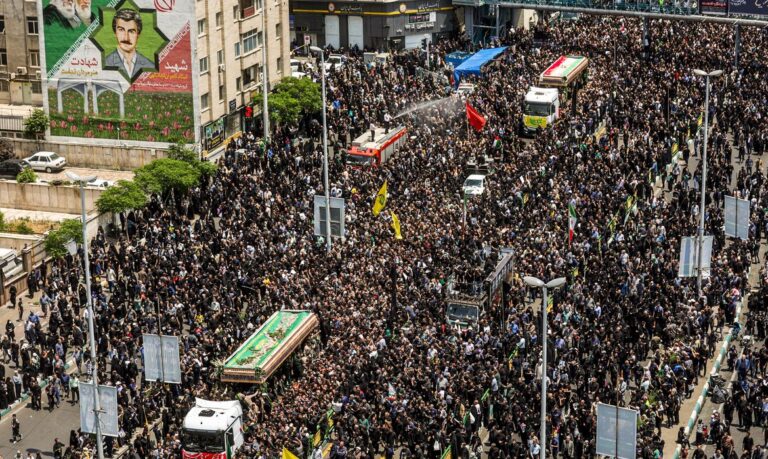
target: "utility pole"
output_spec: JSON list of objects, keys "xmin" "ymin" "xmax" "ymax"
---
[{"xmin": 261, "ymin": 1, "xmax": 270, "ymax": 142}]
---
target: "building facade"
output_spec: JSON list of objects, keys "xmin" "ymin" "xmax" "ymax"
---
[
  {"xmin": 290, "ymin": 0, "xmax": 457, "ymax": 51},
  {"xmin": 0, "ymin": 0, "xmax": 44, "ymax": 107},
  {"xmin": 0, "ymin": 0, "xmax": 290, "ymax": 150},
  {"xmin": 197, "ymin": 0, "xmax": 291, "ymax": 152}
]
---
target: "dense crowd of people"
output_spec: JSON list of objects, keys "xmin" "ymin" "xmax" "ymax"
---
[{"xmin": 3, "ymin": 13, "xmax": 768, "ymax": 459}]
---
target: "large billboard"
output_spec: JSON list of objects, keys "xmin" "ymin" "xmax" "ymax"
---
[
  {"xmin": 39, "ymin": 0, "xmax": 199, "ymax": 145},
  {"xmin": 729, "ymin": 0, "xmax": 768, "ymax": 15}
]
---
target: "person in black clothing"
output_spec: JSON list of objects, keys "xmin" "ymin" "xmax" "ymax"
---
[{"xmin": 11, "ymin": 414, "xmax": 20, "ymax": 443}]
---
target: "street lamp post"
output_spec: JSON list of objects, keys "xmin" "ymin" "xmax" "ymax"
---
[
  {"xmin": 310, "ymin": 46, "xmax": 332, "ymax": 253},
  {"xmin": 261, "ymin": 3, "xmax": 270, "ymax": 142},
  {"xmin": 692, "ymin": 69, "xmax": 722, "ymax": 298},
  {"xmin": 523, "ymin": 275, "xmax": 567, "ymax": 459},
  {"xmin": 66, "ymin": 172, "xmax": 104, "ymax": 459}
]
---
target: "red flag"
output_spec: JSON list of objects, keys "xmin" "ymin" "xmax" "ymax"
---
[{"xmin": 465, "ymin": 102, "xmax": 486, "ymax": 132}]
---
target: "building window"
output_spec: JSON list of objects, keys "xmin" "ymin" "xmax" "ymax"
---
[
  {"xmin": 233, "ymin": 5, "xmax": 239, "ymax": 20},
  {"xmin": 257, "ymin": 0, "xmax": 264, "ymax": 9},
  {"xmin": 276, "ymin": 57, "xmax": 282, "ymax": 73},
  {"xmin": 0, "ymin": 80, "xmax": 8, "ymax": 92},
  {"xmin": 242, "ymin": 30, "xmax": 259, "ymax": 54},
  {"xmin": 199, "ymin": 56, "xmax": 209, "ymax": 74},
  {"xmin": 0, "ymin": 49, "xmax": 6, "ymax": 67},
  {"xmin": 217, "ymin": 49, "xmax": 224, "ymax": 66},
  {"xmin": 30, "ymin": 51, "xmax": 40, "ymax": 68},
  {"xmin": 0, "ymin": 16, "xmax": 5, "ymax": 34},
  {"xmin": 197, "ymin": 19, "xmax": 207, "ymax": 35},
  {"xmin": 275, "ymin": 23, "xmax": 281, "ymax": 39},
  {"xmin": 234, "ymin": 42, "xmax": 241, "ymax": 58},
  {"xmin": 215, "ymin": 12, "xmax": 223, "ymax": 28},
  {"xmin": 236, "ymin": 77, "xmax": 242, "ymax": 92},
  {"xmin": 242, "ymin": 65, "xmax": 258, "ymax": 87},
  {"xmin": 219, "ymin": 84, "xmax": 225, "ymax": 101},
  {"xmin": 201, "ymin": 93, "xmax": 210, "ymax": 110},
  {"xmin": 31, "ymin": 81, "xmax": 42, "ymax": 94},
  {"xmin": 27, "ymin": 17, "xmax": 38, "ymax": 35}
]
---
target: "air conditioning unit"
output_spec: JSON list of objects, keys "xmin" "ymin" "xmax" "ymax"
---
[
  {"xmin": 218, "ymin": 64, "xmax": 226, "ymax": 72},
  {"xmin": 9, "ymin": 73, "xmax": 16, "ymax": 80},
  {"xmin": 16, "ymin": 67, "xmax": 27, "ymax": 75},
  {"xmin": 35, "ymin": 71, "xmax": 41, "ymax": 79}
]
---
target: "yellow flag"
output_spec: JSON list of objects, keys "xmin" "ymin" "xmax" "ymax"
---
[
  {"xmin": 283, "ymin": 447, "xmax": 300, "ymax": 459},
  {"xmin": 390, "ymin": 210, "xmax": 402, "ymax": 240},
  {"xmin": 313, "ymin": 429, "xmax": 321, "ymax": 447},
  {"xmin": 372, "ymin": 181, "xmax": 388, "ymax": 216}
]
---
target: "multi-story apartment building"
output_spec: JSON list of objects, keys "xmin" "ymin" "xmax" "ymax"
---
[
  {"xmin": 0, "ymin": 0, "xmax": 44, "ymax": 107},
  {"xmin": 0, "ymin": 0, "xmax": 290, "ymax": 149},
  {"xmin": 198, "ymin": 0, "xmax": 291, "ymax": 150}
]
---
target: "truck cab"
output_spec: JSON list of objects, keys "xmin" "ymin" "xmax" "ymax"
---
[
  {"xmin": 523, "ymin": 87, "xmax": 560, "ymax": 134},
  {"xmin": 446, "ymin": 295, "xmax": 485, "ymax": 328},
  {"xmin": 182, "ymin": 399, "xmax": 244, "ymax": 459}
]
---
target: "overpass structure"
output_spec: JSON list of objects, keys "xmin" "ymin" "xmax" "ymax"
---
[{"xmin": 455, "ymin": 0, "xmax": 768, "ymax": 63}]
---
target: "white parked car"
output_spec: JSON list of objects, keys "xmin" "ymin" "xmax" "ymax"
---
[
  {"xmin": 86, "ymin": 177, "xmax": 114, "ymax": 188},
  {"xmin": 24, "ymin": 151, "xmax": 67, "ymax": 173},
  {"xmin": 462, "ymin": 174, "xmax": 486, "ymax": 196},
  {"xmin": 324, "ymin": 54, "xmax": 347, "ymax": 71}
]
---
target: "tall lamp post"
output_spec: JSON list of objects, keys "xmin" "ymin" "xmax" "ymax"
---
[
  {"xmin": 261, "ymin": 2, "xmax": 270, "ymax": 142},
  {"xmin": 310, "ymin": 46, "xmax": 332, "ymax": 253},
  {"xmin": 523, "ymin": 275, "xmax": 566, "ymax": 459},
  {"xmin": 692, "ymin": 69, "xmax": 722, "ymax": 298},
  {"xmin": 66, "ymin": 172, "xmax": 105, "ymax": 459}
]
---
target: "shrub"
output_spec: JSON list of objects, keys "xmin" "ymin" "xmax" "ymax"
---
[{"xmin": 16, "ymin": 168, "xmax": 38, "ymax": 183}]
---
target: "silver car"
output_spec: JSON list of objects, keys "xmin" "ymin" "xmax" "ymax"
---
[{"xmin": 24, "ymin": 151, "xmax": 67, "ymax": 173}]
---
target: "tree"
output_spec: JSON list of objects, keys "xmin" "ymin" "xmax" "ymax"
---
[
  {"xmin": 165, "ymin": 141, "xmax": 217, "ymax": 178},
  {"xmin": 0, "ymin": 138, "xmax": 14, "ymax": 162},
  {"xmin": 44, "ymin": 229, "xmax": 70, "ymax": 259},
  {"xmin": 96, "ymin": 180, "xmax": 148, "ymax": 215},
  {"xmin": 167, "ymin": 141, "xmax": 198, "ymax": 163},
  {"xmin": 273, "ymin": 77, "xmax": 322, "ymax": 115},
  {"xmin": 58, "ymin": 219, "xmax": 83, "ymax": 244},
  {"xmin": 251, "ymin": 77, "xmax": 322, "ymax": 127},
  {"xmin": 43, "ymin": 219, "xmax": 82, "ymax": 259},
  {"xmin": 23, "ymin": 109, "xmax": 49, "ymax": 138},
  {"xmin": 16, "ymin": 168, "xmax": 37, "ymax": 183},
  {"xmin": 134, "ymin": 158, "xmax": 201, "ymax": 195}
]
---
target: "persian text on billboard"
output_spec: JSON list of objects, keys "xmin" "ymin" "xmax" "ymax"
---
[{"xmin": 41, "ymin": 0, "xmax": 197, "ymax": 143}]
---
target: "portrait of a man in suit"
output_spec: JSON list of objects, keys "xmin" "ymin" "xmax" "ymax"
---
[{"xmin": 103, "ymin": 8, "xmax": 154, "ymax": 79}]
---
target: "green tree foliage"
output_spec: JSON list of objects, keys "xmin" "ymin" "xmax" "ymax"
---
[
  {"xmin": 23, "ymin": 109, "xmax": 49, "ymax": 138},
  {"xmin": 96, "ymin": 180, "xmax": 148, "ymax": 215},
  {"xmin": 0, "ymin": 138, "xmax": 14, "ymax": 162},
  {"xmin": 44, "ymin": 230, "xmax": 70, "ymax": 259},
  {"xmin": 44, "ymin": 218, "xmax": 83, "ymax": 259},
  {"xmin": 167, "ymin": 141, "xmax": 198, "ymax": 163},
  {"xmin": 16, "ymin": 168, "xmax": 37, "ymax": 183},
  {"xmin": 252, "ymin": 77, "xmax": 322, "ymax": 126},
  {"xmin": 134, "ymin": 158, "xmax": 201, "ymax": 195}
]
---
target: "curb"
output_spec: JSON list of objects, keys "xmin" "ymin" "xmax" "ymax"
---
[
  {"xmin": 0, "ymin": 361, "xmax": 73, "ymax": 418},
  {"xmin": 672, "ymin": 298, "xmax": 744, "ymax": 459}
]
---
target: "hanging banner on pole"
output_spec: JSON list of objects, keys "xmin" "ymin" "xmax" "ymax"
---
[
  {"xmin": 313, "ymin": 195, "xmax": 345, "ymax": 239},
  {"xmin": 678, "ymin": 236, "xmax": 713, "ymax": 278},
  {"xmin": 79, "ymin": 382, "xmax": 119, "ymax": 437},
  {"xmin": 596, "ymin": 403, "xmax": 638, "ymax": 459},
  {"xmin": 143, "ymin": 334, "xmax": 182, "ymax": 384},
  {"xmin": 724, "ymin": 195, "xmax": 750, "ymax": 240}
]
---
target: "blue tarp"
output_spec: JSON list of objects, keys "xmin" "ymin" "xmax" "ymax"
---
[
  {"xmin": 445, "ymin": 51, "xmax": 472, "ymax": 69},
  {"xmin": 453, "ymin": 47, "xmax": 508, "ymax": 86}
]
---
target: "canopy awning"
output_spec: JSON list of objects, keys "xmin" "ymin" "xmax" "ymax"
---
[{"xmin": 453, "ymin": 47, "xmax": 508, "ymax": 86}]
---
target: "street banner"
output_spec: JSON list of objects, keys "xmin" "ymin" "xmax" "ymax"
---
[
  {"xmin": 38, "ymin": 0, "xmax": 199, "ymax": 144},
  {"xmin": 596, "ymin": 403, "xmax": 638, "ymax": 459},
  {"xmin": 678, "ymin": 236, "xmax": 713, "ymax": 278},
  {"xmin": 729, "ymin": 0, "xmax": 768, "ymax": 15},
  {"xmin": 700, "ymin": 0, "xmax": 729, "ymax": 14},
  {"xmin": 143, "ymin": 333, "xmax": 182, "ymax": 383},
  {"xmin": 724, "ymin": 195, "xmax": 750, "ymax": 240},
  {"xmin": 79, "ymin": 382, "xmax": 119, "ymax": 437}
]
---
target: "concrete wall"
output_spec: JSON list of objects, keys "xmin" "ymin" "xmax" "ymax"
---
[
  {"xmin": 4, "ymin": 137, "xmax": 165, "ymax": 170},
  {"xmin": 0, "ymin": 233, "xmax": 42, "ymax": 253},
  {"xmin": 0, "ymin": 181, "xmax": 102, "ymax": 213}
]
